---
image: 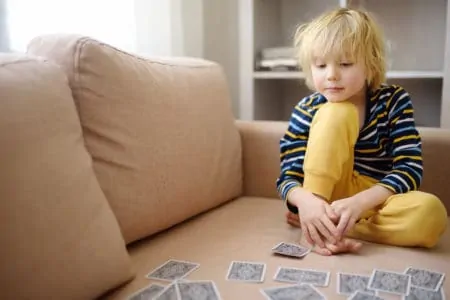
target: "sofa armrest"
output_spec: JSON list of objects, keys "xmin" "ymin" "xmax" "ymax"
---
[
  {"xmin": 237, "ymin": 121, "xmax": 450, "ymax": 214},
  {"xmin": 236, "ymin": 120, "xmax": 287, "ymax": 199},
  {"xmin": 419, "ymin": 127, "xmax": 450, "ymax": 215}
]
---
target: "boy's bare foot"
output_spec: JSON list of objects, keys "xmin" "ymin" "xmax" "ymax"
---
[
  {"xmin": 286, "ymin": 211, "xmax": 301, "ymax": 227},
  {"xmin": 285, "ymin": 211, "xmax": 362, "ymax": 255},
  {"xmin": 312, "ymin": 238, "xmax": 363, "ymax": 256}
]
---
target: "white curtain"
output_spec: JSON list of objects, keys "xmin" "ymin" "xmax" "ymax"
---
[
  {"xmin": 0, "ymin": 0, "xmax": 9, "ymax": 51},
  {"xmin": 5, "ymin": 0, "xmax": 137, "ymax": 53}
]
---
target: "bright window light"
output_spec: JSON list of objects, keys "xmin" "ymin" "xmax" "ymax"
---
[{"xmin": 5, "ymin": 0, "xmax": 137, "ymax": 52}]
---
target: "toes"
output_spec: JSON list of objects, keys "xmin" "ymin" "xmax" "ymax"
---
[
  {"xmin": 325, "ymin": 243, "xmax": 341, "ymax": 253},
  {"xmin": 346, "ymin": 240, "xmax": 363, "ymax": 253},
  {"xmin": 287, "ymin": 219, "xmax": 301, "ymax": 227},
  {"xmin": 285, "ymin": 212, "xmax": 301, "ymax": 227},
  {"xmin": 312, "ymin": 246, "xmax": 332, "ymax": 256}
]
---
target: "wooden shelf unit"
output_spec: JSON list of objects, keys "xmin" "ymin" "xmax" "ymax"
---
[{"xmin": 239, "ymin": 0, "xmax": 450, "ymax": 128}]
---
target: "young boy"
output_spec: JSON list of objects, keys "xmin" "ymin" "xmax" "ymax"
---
[{"xmin": 276, "ymin": 7, "xmax": 448, "ymax": 256}]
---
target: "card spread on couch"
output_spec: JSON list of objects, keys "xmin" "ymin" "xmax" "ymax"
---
[
  {"xmin": 177, "ymin": 280, "xmax": 222, "ymax": 300},
  {"xmin": 405, "ymin": 285, "xmax": 446, "ymax": 300},
  {"xmin": 261, "ymin": 283, "xmax": 325, "ymax": 300},
  {"xmin": 348, "ymin": 291, "xmax": 384, "ymax": 300},
  {"xmin": 273, "ymin": 267, "xmax": 330, "ymax": 287},
  {"xmin": 368, "ymin": 269, "xmax": 411, "ymax": 295},
  {"xmin": 146, "ymin": 259, "xmax": 200, "ymax": 282},
  {"xmin": 226, "ymin": 261, "xmax": 266, "ymax": 283},
  {"xmin": 127, "ymin": 283, "xmax": 165, "ymax": 300},
  {"xmin": 271, "ymin": 241, "xmax": 311, "ymax": 258},
  {"xmin": 152, "ymin": 280, "xmax": 222, "ymax": 300},
  {"xmin": 405, "ymin": 267, "xmax": 446, "ymax": 292},
  {"xmin": 337, "ymin": 272, "xmax": 375, "ymax": 295},
  {"xmin": 132, "ymin": 255, "xmax": 447, "ymax": 300}
]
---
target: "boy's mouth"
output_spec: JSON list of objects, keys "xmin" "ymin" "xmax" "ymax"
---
[{"xmin": 326, "ymin": 87, "xmax": 344, "ymax": 92}]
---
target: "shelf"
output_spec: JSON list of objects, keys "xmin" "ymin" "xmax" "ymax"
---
[
  {"xmin": 239, "ymin": 0, "xmax": 449, "ymax": 126},
  {"xmin": 253, "ymin": 71, "xmax": 444, "ymax": 80},
  {"xmin": 386, "ymin": 71, "xmax": 444, "ymax": 79},
  {"xmin": 253, "ymin": 71, "xmax": 304, "ymax": 79}
]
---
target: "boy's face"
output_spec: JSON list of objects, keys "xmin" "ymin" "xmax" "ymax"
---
[{"xmin": 310, "ymin": 55, "xmax": 367, "ymax": 104}]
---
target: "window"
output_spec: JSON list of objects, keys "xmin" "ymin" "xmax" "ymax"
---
[{"xmin": 5, "ymin": 0, "xmax": 137, "ymax": 52}]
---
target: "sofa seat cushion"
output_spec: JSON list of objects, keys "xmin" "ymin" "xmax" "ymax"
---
[
  {"xmin": 27, "ymin": 34, "xmax": 243, "ymax": 245},
  {"xmin": 102, "ymin": 196, "xmax": 450, "ymax": 300},
  {"xmin": 0, "ymin": 53, "xmax": 134, "ymax": 300}
]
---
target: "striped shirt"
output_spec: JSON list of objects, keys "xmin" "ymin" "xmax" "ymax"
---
[{"xmin": 276, "ymin": 84, "xmax": 423, "ymax": 202}]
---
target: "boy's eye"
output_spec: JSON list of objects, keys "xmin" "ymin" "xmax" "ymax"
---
[
  {"xmin": 316, "ymin": 64, "xmax": 326, "ymax": 68},
  {"xmin": 340, "ymin": 62, "xmax": 353, "ymax": 67}
]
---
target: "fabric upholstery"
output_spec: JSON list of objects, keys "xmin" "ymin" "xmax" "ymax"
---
[
  {"xmin": 27, "ymin": 35, "xmax": 243, "ymax": 244},
  {"xmin": 102, "ymin": 196, "xmax": 450, "ymax": 300},
  {"xmin": 0, "ymin": 53, "xmax": 134, "ymax": 300}
]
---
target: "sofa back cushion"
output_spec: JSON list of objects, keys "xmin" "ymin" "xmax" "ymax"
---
[
  {"xmin": 28, "ymin": 35, "xmax": 243, "ymax": 244},
  {"xmin": 0, "ymin": 53, "xmax": 134, "ymax": 299}
]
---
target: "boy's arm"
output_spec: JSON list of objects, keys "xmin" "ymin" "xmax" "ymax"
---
[
  {"xmin": 276, "ymin": 100, "xmax": 313, "ymax": 210},
  {"xmin": 376, "ymin": 86, "xmax": 423, "ymax": 195}
]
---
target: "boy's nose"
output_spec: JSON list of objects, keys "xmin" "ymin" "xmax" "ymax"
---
[{"xmin": 327, "ymin": 66, "xmax": 339, "ymax": 81}]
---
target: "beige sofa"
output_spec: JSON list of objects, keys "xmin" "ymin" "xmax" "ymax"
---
[{"xmin": 1, "ymin": 34, "xmax": 449, "ymax": 300}]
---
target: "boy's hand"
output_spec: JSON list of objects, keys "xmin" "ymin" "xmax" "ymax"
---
[
  {"xmin": 331, "ymin": 196, "xmax": 364, "ymax": 239},
  {"xmin": 289, "ymin": 188, "xmax": 339, "ymax": 248}
]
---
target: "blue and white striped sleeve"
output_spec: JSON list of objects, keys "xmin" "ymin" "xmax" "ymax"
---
[
  {"xmin": 276, "ymin": 98, "xmax": 313, "ymax": 202},
  {"xmin": 378, "ymin": 87, "xmax": 423, "ymax": 194}
]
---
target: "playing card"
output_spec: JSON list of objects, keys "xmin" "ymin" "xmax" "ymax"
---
[
  {"xmin": 177, "ymin": 280, "xmax": 221, "ymax": 300},
  {"xmin": 146, "ymin": 259, "xmax": 200, "ymax": 282},
  {"xmin": 337, "ymin": 272, "xmax": 375, "ymax": 295},
  {"xmin": 405, "ymin": 267, "xmax": 445, "ymax": 292},
  {"xmin": 349, "ymin": 291, "xmax": 384, "ymax": 300},
  {"xmin": 402, "ymin": 285, "xmax": 445, "ymax": 300},
  {"xmin": 226, "ymin": 261, "xmax": 266, "ymax": 283},
  {"xmin": 271, "ymin": 242, "xmax": 310, "ymax": 258},
  {"xmin": 154, "ymin": 282, "xmax": 180, "ymax": 300},
  {"xmin": 368, "ymin": 269, "xmax": 411, "ymax": 295},
  {"xmin": 127, "ymin": 283, "xmax": 165, "ymax": 300},
  {"xmin": 273, "ymin": 267, "xmax": 330, "ymax": 287},
  {"xmin": 261, "ymin": 283, "xmax": 325, "ymax": 300}
]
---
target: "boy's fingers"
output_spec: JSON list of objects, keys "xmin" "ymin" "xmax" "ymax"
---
[
  {"xmin": 307, "ymin": 223, "xmax": 325, "ymax": 248},
  {"xmin": 302, "ymin": 224, "xmax": 314, "ymax": 245},
  {"xmin": 321, "ymin": 215, "xmax": 339, "ymax": 239},
  {"xmin": 344, "ymin": 218, "xmax": 357, "ymax": 236},
  {"xmin": 315, "ymin": 218, "xmax": 336, "ymax": 244},
  {"xmin": 325, "ymin": 205, "xmax": 339, "ymax": 221},
  {"xmin": 337, "ymin": 213, "xmax": 350, "ymax": 237}
]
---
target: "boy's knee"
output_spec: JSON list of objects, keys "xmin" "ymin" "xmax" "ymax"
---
[
  {"xmin": 316, "ymin": 102, "xmax": 358, "ymax": 123},
  {"xmin": 409, "ymin": 193, "xmax": 448, "ymax": 248},
  {"xmin": 311, "ymin": 102, "xmax": 359, "ymax": 141}
]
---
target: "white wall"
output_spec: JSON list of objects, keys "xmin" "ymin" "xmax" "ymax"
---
[
  {"xmin": 203, "ymin": 0, "xmax": 240, "ymax": 117},
  {"xmin": 181, "ymin": 0, "xmax": 204, "ymax": 58},
  {"xmin": 0, "ymin": 0, "xmax": 9, "ymax": 51},
  {"xmin": 133, "ymin": 0, "xmax": 240, "ymax": 117},
  {"xmin": 134, "ymin": 0, "xmax": 203, "ymax": 57},
  {"xmin": 134, "ymin": 0, "xmax": 175, "ymax": 56},
  {"xmin": 442, "ymin": 1, "xmax": 450, "ymax": 128}
]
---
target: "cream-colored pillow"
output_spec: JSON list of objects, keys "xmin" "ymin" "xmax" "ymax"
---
[
  {"xmin": 0, "ymin": 53, "xmax": 134, "ymax": 299},
  {"xmin": 28, "ymin": 35, "xmax": 243, "ymax": 244}
]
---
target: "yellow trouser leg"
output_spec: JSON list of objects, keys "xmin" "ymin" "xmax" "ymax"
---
[
  {"xmin": 349, "ymin": 191, "xmax": 448, "ymax": 248},
  {"xmin": 302, "ymin": 101, "xmax": 448, "ymax": 248},
  {"xmin": 302, "ymin": 102, "xmax": 360, "ymax": 200}
]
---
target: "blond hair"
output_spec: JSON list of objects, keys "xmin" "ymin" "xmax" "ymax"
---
[{"xmin": 294, "ymin": 7, "xmax": 386, "ymax": 92}]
